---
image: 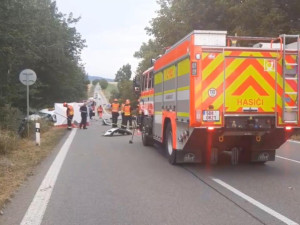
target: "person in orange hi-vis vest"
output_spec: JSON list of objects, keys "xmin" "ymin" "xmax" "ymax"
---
[
  {"xmin": 111, "ymin": 99, "xmax": 120, "ymax": 128},
  {"xmin": 97, "ymin": 105, "xmax": 103, "ymax": 118},
  {"xmin": 122, "ymin": 99, "xmax": 132, "ymax": 129},
  {"xmin": 63, "ymin": 102, "xmax": 74, "ymax": 130}
]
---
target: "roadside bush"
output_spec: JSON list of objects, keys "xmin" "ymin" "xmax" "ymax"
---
[
  {"xmin": 0, "ymin": 130, "xmax": 18, "ymax": 155},
  {"xmin": 0, "ymin": 105, "xmax": 23, "ymax": 131}
]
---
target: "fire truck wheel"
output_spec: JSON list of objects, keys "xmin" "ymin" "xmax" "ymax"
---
[
  {"xmin": 210, "ymin": 147, "xmax": 219, "ymax": 165},
  {"xmin": 142, "ymin": 126, "xmax": 153, "ymax": 146},
  {"xmin": 231, "ymin": 147, "xmax": 240, "ymax": 165},
  {"xmin": 166, "ymin": 123, "xmax": 176, "ymax": 164}
]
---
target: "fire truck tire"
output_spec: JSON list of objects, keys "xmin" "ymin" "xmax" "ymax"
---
[
  {"xmin": 165, "ymin": 123, "xmax": 176, "ymax": 164},
  {"xmin": 142, "ymin": 126, "xmax": 153, "ymax": 146},
  {"xmin": 231, "ymin": 147, "xmax": 239, "ymax": 165},
  {"xmin": 210, "ymin": 147, "xmax": 219, "ymax": 165}
]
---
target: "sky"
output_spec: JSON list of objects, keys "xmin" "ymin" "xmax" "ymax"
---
[{"xmin": 54, "ymin": 0, "xmax": 159, "ymax": 79}]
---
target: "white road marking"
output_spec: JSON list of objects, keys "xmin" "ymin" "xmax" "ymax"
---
[
  {"xmin": 276, "ymin": 156, "xmax": 300, "ymax": 164},
  {"xmin": 288, "ymin": 140, "xmax": 300, "ymax": 144},
  {"xmin": 20, "ymin": 129, "xmax": 77, "ymax": 225},
  {"xmin": 212, "ymin": 178, "xmax": 299, "ymax": 225}
]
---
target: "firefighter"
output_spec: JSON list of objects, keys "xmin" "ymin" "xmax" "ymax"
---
[
  {"xmin": 121, "ymin": 102, "xmax": 125, "ymax": 128},
  {"xmin": 97, "ymin": 105, "xmax": 103, "ymax": 118},
  {"xmin": 122, "ymin": 99, "xmax": 132, "ymax": 129},
  {"xmin": 79, "ymin": 102, "xmax": 88, "ymax": 129},
  {"xmin": 137, "ymin": 99, "xmax": 143, "ymax": 130},
  {"xmin": 63, "ymin": 102, "xmax": 74, "ymax": 130},
  {"xmin": 111, "ymin": 99, "xmax": 120, "ymax": 128}
]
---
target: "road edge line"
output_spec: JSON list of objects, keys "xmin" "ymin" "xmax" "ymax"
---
[
  {"xmin": 288, "ymin": 140, "xmax": 300, "ymax": 144},
  {"xmin": 20, "ymin": 129, "xmax": 77, "ymax": 225},
  {"xmin": 212, "ymin": 178, "xmax": 299, "ymax": 225},
  {"xmin": 276, "ymin": 155, "xmax": 300, "ymax": 164}
]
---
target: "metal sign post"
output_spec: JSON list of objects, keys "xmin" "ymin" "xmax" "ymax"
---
[{"xmin": 19, "ymin": 69, "xmax": 37, "ymax": 137}]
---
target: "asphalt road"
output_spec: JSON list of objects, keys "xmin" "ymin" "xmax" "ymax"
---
[
  {"xmin": 1, "ymin": 90, "xmax": 300, "ymax": 225},
  {"xmin": 1, "ymin": 119, "xmax": 299, "ymax": 225}
]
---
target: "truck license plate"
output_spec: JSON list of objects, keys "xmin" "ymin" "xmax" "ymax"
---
[{"xmin": 202, "ymin": 110, "xmax": 220, "ymax": 122}]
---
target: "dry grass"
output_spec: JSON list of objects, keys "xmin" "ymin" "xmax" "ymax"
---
[
  {"xmin": 0, "ymin": 127, "xmax": 66, "ymax": 210},
  {"xmin": 0, "ymin": 130, "xmax": 18, "ymax": 155},
  {"xmin": 291, "ymin": 134, "xmax": 300, "ymax": 141}
]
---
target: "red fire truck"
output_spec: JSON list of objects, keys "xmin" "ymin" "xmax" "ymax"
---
[{"xmin": 134, "ymin": 30, "xmax": 300, "ymax": 165}]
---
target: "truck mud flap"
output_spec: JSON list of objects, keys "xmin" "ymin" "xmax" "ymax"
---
[
  {"xmin": 175, "ymin": 151, "xmax": 202, "ymax": 163},
  {"xmin": 251, "ymin": 151, "xmax": 275, "ymax": 162}
]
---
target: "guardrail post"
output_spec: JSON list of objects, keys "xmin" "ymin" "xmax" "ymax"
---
[{"xmin": 36, "ymin": 123, "xmax": 40, "ymax": 146}]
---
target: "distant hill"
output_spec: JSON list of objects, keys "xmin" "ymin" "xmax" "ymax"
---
[{"xmin": 88, "ymin": 75, "xmax": 114, "ymax": 82}]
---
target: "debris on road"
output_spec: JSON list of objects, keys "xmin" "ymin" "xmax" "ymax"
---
[{"xmin": 103, "ymin": 128, "xmax": 132, "ymax": 136}]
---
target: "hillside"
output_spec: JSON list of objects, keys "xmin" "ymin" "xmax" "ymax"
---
[{"xmin": 88, "ymin": 75, "xmax": 114, "ymax": 82}]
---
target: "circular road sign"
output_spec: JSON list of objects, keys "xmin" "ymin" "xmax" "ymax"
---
[{"xmin": 19, "ymin": 69, "xmax": 37, "ymax": 86}]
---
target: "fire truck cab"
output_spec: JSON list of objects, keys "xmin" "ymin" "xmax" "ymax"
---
[{"xmin": 135, "ymin": 30, "xmax": 300, "ymax": 165}]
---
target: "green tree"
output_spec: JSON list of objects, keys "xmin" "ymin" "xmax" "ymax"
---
[
  {"xmin": 92, "ymin": 79, "xmax": 101, "ymax": 86},
  {"xmin": 113, "ymin": 64, "xmax": 137, "ymax": 105},
  {"xmin": 114, "ymin": 64, "xmax": 132, "ymax": 82},
  {"xmin": 134, "ymin": 0, "xmax": 300, "ymax": 76},
  {"xmin": 109, "ymin": 89, "xmax": 120, "ymax": 103},
  {"xmin": 134, "ymin": 39, "xmax": 162, "ymax": 77},
  {"xmin": 0, "ymin": 0, "xmax": 87, "ymax": 114},
  {"xmin": 99, "ymin": 79, "xmax": 108, "ymax": 89}
]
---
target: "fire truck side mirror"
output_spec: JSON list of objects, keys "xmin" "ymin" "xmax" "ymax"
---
[
  {"xmin": 150, "ymin": 58, "xmax": 156, "ymax": 65},
  {"xmin": 134, "ymin": 87, "xmax": 140, "ymax": 92}
]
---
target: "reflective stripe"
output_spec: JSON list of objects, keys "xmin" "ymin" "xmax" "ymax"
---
[
  {"xmin": 112, "ymin": 103, "xmax": 119, "ymax": 112},
  {"xmin": 155, "ymin": 92, "xmax": 163, "ymax": 96},
  {"xmin": 164, "ymin": 89, "xmax": 176, "ymax": 94},
  {"xmin": 177, "ymin": 112, "xmax": 190, "ymax": 118},
  {"xmin": 67, "ymin": 106, "xmax": 74, "ymax": 116},
  {"xmin": 177, "ymin": 86, "xmax": 189, "ymax": 92},
  {"xmin": 124, "ymin": 105, "xmax": 131, "ymax": 116}
]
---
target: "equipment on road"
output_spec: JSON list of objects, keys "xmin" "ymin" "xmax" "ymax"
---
[
  {"xmin": 54, "ymin": 111, "xmax": 79, "ymax": 127},
  {"xmin": 133, "ymin": 30, "xmax": 300, "ymax": 165},
  {"xmin": 129, "ymin": 116, "xmax": 138, "ymax": 144},
  {"xmin": 102, "ymin": 118, "xmax": 111, "ymax": 126},
  {"xmin": 103, "ymin": 127, "xmax": 132, "ymax": 136}
]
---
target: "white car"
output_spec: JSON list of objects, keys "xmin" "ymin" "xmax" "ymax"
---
[{"xmin": 39, "ymin": 108, "xmax": 57, "ymax": 122}]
